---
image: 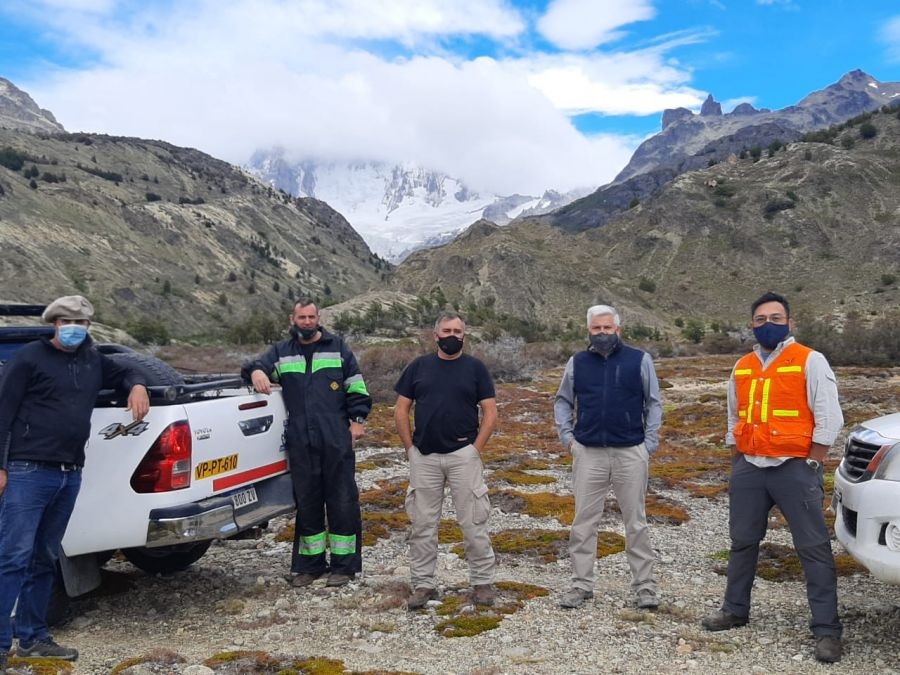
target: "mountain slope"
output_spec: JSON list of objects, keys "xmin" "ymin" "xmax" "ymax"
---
[
  {"xmin": 391, "ymin": 109, "xmax": 900, "ymax": 328},
  {"xmin": 0, "ymin": 129, "xmax": 386, "ymax": 337}
]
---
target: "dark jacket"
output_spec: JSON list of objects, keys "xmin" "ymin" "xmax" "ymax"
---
[
  {"xmin": 0, "ymin": 337, "xmax": 146, "ymax": 468},
  {"xmin": 241, "ymin": 329, "xmax": 372, "ymax": 450}
]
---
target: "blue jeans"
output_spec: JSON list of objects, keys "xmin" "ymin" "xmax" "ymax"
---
[{"xmin": 0, "ymin": 461, "xmax": 82, "ymax": 650}]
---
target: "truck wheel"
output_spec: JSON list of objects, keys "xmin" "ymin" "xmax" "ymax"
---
[
  {"xmin": 121, "ymin": 541, "xmax": 212, "ymax": 574},
  {"xmin": 105, "ymin": 351, "xmax": 184, "ymax": 386}
]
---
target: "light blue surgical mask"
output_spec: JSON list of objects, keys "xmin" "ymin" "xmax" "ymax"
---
[{"xmin": 58, "ymin": 325, "xmax": 88, "ymax": 349}]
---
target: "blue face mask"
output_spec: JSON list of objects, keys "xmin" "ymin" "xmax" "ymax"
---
[
  {"xmin": 58, "ymin": 325, "xmax": 88, "ymax": 349},
  {"xmin": 752, "ymin": 322, "xmax": 790, "ymax": 350}
]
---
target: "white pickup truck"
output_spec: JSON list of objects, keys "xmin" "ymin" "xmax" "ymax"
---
[
  {"xmin": 0, "ymin": 304, "xmax": 294, "ymax": 608},
  {"xmin": 833, "ymin": 412, "xmax": 900, "ymax": 584}
]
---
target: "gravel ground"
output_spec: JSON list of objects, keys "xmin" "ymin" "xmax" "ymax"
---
[{"xmin": 37, "ymin": 442, "xmax": 900, "ymax": 675}]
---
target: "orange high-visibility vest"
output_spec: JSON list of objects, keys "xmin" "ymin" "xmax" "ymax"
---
[{"xmin": 732, "ymin": 342, "xmax": 814, "ymax": 458}]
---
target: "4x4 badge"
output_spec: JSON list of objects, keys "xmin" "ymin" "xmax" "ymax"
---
[{"xmin": 99, "ymin": 420, "xmax": 149, "ymax": 439}]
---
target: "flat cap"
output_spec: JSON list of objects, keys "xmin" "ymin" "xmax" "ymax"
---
[{"xmin": 42, "ymin": 295, "xmax": 95, "ymax": 323}]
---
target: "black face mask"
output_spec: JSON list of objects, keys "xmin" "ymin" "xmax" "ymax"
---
[
  {"xmin": 291, "ymin": 325, "xmax": 318, "ymax": 341},
  {"xmin": 437, "ymin": 335, "xmax": 464, "ymax": 356},
  {"xmin": 589, "ymin": 333, "xmax": 619, "ymax": 356}
]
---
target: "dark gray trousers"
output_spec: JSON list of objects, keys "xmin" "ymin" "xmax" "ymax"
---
[{"xmin": 723, "ymin": 454, "xmax": 842, "ymax": 638}]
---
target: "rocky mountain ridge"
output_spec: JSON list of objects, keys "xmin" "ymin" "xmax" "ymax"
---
[
  {"xmin": 544, "ymin": 70, "xmax": 900, "ymax": 233},
  {"xmin": 0, "ymin": 77, "xmax": 64, "ymax": 134}
]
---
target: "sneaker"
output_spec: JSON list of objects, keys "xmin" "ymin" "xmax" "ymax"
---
[
  {"xmin": 407, "ymin": 587, "xmax": 439, "ymax": 610},
  {"xmin": 814, "ymin": 636, "xmax": 842, "ymax": 663},
  {"xmin": 16, "ymin": 637, "xmax": 78, "ymax": 661},
  {"xmin": 325, "ymin": 573, "xmax": 355, "ymax": 587},
  {"xmin": 290, "ymin": 571, "xmax": 325, "ymax": 588},
  {"xmin": 472, "ymin": 584, "xmax": 497, "ymax": 607},
  {"xmin": 559, "ymin": 587, "xmax": 593, "ymax": 609},
  {"xmin": 701, "ymin": 609, "xmax": 748, "ymax": 632},
  {"xmin": 635, "ymin": 588, "xmax": 659, "ymax": 610}
]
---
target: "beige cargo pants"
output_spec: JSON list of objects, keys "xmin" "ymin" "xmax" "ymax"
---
[
  {"xmin": 569, "ymin": 441, "xmax": 657, "ymax": 593},
  {"xmin": 405, "ymin": 444, "xmax": 495, "ymax": 589}
]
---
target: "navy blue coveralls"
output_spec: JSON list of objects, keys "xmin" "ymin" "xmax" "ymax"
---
[{"xmin": 242, "ymin": 329, "xmax": 371, "ymax": 575}]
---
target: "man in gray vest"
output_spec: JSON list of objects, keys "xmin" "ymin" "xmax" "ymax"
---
[{"xmin": 554, "ymin": 304, "xmax": 662, "ymax": 610}]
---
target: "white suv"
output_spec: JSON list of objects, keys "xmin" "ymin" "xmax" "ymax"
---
[{"xmin": 833, "ymin": 413, "xmax": 900, "ymax": 584}]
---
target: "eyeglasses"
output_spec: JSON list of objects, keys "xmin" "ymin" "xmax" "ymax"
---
[{"xmin": 751, "ymin": 314, "xmax": 788, "ymax": 327}]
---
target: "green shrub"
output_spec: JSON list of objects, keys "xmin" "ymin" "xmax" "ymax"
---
[
  {"xmin": 882, "ymin": 273, "xmax": 897, "ymax": 286},
  {"xmin": 860, "ymin": 122, "xmax": 877, "ymax": 139},
  {"xmin": 0, "ymin": 147, "xmax": 28, "ymax": 171},
  {"xmin": 638, "ymin": 277, "xmax": 656, "ymax": 293},
  {"xmin": 145, "ymin": 192, "xmax": 162, "ymax": 202},
  {"xmin": 841, "ymin": 136, "xmax": 855, "ymax": 149},
  {"xmin": 681, "ymin": 319, "xmax": 705, "ymax": 344},
  {"xmin": 714, "ymin": 183, "xmax": 737, "ymax": 198},
  {"xmin": 128, "ymin": 318, "xmax": 171, "ymax": 345},
  {"xmin": 763, "ymin": 198, "xmax": 795, "ymax": 219}
]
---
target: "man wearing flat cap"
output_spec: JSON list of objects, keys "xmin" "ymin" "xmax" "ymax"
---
[{"xmin": 0, "ymin": 295, "xmax": 149, "ymax": 667}]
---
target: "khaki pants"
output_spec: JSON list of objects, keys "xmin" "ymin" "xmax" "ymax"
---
[
  {"xmin": 569, "ymin": 441, "xmax": 657, "ymax": 593},
  {"xmin": 405, "ymin": 444, "xmax": 495, "ymax": 589}
]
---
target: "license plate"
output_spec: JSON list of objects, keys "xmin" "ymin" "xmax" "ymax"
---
[
  {"xmin": 195, "ymin": 453, "xmax": 238, "ymax": 480},
  {"xmin": 231, "ymin": 486, "xmax": 258, "ymax": 509}
]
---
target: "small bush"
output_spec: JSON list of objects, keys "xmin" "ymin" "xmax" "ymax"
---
[
  {"xmin": 23, "ymin": 164, "xmax": 39, "ymax": 179},
  {"xmin": 40, "ymin": 171, "xmax": 65, "ymax": 183},
  {"xmin": 681, "ymin": 319, "xmax": 705, "ymax": 344},
  {"xmin": 0, "ymin": 147, "xmax": 28, "ymax": 171},
  {"xmin": 128, "ymin": 318, "xmax": 171, "ymax": 345},
  {"xmin": 714, "ymin": 183, "xmax": 737, "ymax": 198},
  {"xmin": 859, "ymin": 122, "xmax": 877, "ymax": 139},
  {"xmin": 638, "ymin": 277, "xmax": 656, "ymax": 293},
  {"xmin": 841, "ymin": 135, "xmax": 855, "ymax": 149},
  {"xmin": 763, "ymin": 198, "xmax": 795, "ymax": 219},
  {"xmin": 145, "ymin": 192, "xmax": 162, "ymax": 202},
  {"xmin": 881, "ymin": 273, "xmax": 897, "ymax": 286}
]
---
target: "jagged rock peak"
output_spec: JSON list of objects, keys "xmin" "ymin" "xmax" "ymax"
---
[
  {"xmin": 0, "ymin": 77, "xmax": 65, "ymax": 133},
  {"xmin": 662, "ymin": 107, "xmax": 693, "ymax": 130},
  {"xmin": 700, "ymin": 94, "xmax": 722, "ymax": 116},
  {"xmin": 731, "ymin": 102, "xmax": 759, "ymax": 116},
  {"xmin": 838, "ymin": 69, "xmax": 875, "ymax": 85}
]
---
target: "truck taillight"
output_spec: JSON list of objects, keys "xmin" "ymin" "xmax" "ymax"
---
[{"xmin": 130, "ymin": 421, "xmax": 192, "ymax": 493}]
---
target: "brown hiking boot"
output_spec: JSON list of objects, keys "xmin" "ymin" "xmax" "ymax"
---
[
  {"xmin": 290, "ymin": 571, "xmax": 325, "ymax": 588},
  {"xmin": 472, "ymin": 584, "xmax": 497, "ymax": 606},
  {"xmin": 407, "ymin": 587, "xmax": 439, "ymax": 610},
  {"xmin": 815, "ymin": 636, "xmax": 842, "ymax": 663},
  {"xmin": 325, "ymin": 573, "xmax": 355, "ymax": 587}
]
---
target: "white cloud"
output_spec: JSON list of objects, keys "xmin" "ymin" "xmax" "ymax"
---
[
  {"xmin": 537, "ymin": 0, "xmax": 655, "ymax": 51},
  {"xmin": 880, "ymin": 15, "xmax": 900, "ymax": 63},
  {"xmin": 15, "ymin": 0, "xmax": 702, "ymax": 195}
]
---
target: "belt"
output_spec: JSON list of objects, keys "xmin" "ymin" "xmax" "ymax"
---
[{"xmin": 14, "ymin": 459, "xmax": 81, "ymax": 472}]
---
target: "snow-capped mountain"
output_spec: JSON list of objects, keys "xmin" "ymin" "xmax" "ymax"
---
[{"xmin": 247, "ymin": 149, "xmax": 584, "ymax": 260}]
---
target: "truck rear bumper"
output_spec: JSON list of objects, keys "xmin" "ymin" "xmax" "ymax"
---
[
  {"xmin": 145, "ymin": 472, "xmax": 294, "ymax": 547},
  {"xmin": 833, "ymin": 472, "xmax": 900, "ymax": 585}
]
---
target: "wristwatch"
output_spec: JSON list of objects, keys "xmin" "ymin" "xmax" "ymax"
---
[
  {"xmin": 352, "ymin": 417, "xmax": 366, "ymax": 424},
  {"xmin": 805, "ymin": 458, "xmax": 821, "ymax": 470}
]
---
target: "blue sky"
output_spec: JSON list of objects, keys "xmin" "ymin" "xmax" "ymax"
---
[{"xmin": 2, "ymin": 0, "xmax": 899, "ymax": 194}]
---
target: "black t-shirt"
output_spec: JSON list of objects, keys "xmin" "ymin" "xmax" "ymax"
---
[{"xmin": 394, "ymin": 353, "xmax": 495, "ymax": 454}]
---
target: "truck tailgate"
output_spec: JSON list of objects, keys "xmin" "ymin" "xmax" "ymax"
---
[{"xmin": 62, "ymin": 392, "xmax": 289, "ymax": 556}]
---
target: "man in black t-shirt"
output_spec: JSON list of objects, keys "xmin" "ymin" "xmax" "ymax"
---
[{"xmin": 394, "ymin": 311, "xmax": 498, "ymax": 610}]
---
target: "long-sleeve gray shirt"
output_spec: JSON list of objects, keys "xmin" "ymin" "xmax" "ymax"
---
[
  {"xmin": 726, "ymin": 336, "xmax": 843, "ymax": 464},
  {"xmin": 554, "ymin": 349, "xmax": 663, "ymax": 454}
]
